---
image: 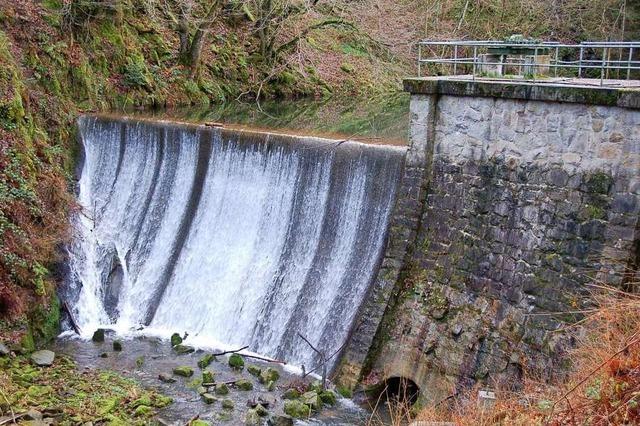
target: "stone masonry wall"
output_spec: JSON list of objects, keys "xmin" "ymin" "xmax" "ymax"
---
[{"xmin": 337, "ymin": 81, "xmax": 640, "ymax": 405}]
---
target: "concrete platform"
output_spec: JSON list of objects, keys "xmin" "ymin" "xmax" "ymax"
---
[{"xmin": 404, "ymin": 76, "xmax": 640, "ymax": 109}]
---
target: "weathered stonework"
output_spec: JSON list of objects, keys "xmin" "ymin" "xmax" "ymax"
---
[{"xmin": 337, "ymin": 78, "xmax": 640, "ymax": 404}]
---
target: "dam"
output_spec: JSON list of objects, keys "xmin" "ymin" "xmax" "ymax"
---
[{"xmin": 62, "ymin": 77, "xmax": 640, "ymax": 413}]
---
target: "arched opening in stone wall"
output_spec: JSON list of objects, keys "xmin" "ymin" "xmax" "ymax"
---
[{"xmin": 378, "ymin": 376, "xmax": 421, "ymax": 406}]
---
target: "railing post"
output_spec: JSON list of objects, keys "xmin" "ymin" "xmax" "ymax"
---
[
  {"xmin": 578, "ymin": 46, "xmax": 584, "ymax": 78},
  {"xmin": 554, "ymin": 46, "xmax": 559, "ymax": 77},
  {"xmin": 418, "ymin": 43, "xmax": 422, "ymax": 77},
  {"xmin": 628, "ymin": 47, "xmax": 634, "ymax": 80},
  {"xmin": 472, "ymin": 46, "xmax": 477, "ymax": 81},
  {"xmin": 600, "ymin": 47, "xmax": 607, "ymax": 86},
  {"xmin": 453, "ymin": 44, "xmax": 458, "ymax": 75}
]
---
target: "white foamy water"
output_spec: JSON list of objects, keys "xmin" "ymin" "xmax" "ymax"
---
[{"xmin": 66, "ymin": 116, "xmax": 405, "ymax": 369}]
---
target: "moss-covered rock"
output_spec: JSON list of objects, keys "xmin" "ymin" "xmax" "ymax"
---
[
  {"xmin": 245, "ymin": 408, "xmax": 261, "ymax": 425},
  {"xmin": 259, "ymin": 367, "xmax": 279, "ymax": 384},
  {"xmin": 301, "ymin": 391, "xmax": 321, "ymax": 410},
  {"xmin": 247, "ymin": 365, "xmax": 261, "ymax": 377},
  {"xmin": 283, "ymin": 388, "xmax": 300, "ymax": 399},
  {"xmin": 215, "ymin": 383, "xmax": 230, "ymax": 395},
  {"xmin": 92, "ymin": 329, "xmax": 105, "ymax": 342},
  {"xmin": 255, "ymin": 403, "xmax": 268, "ymax": 416},
  {"xmin": 319, "ymin": 390, "xmax": 337, "ymax": 406},
  {"xmin": 228, "ymin": 354, "xmax": 244, "ymax": 370},
  {"xmin": 236, "ymin": 378, "xmax": 253, "ymax": 391},
  {"xmin": 170, "ymin": 333, "xmax": 182, "ymax": 346},
  {"xmin": 198, "ymin": 353, "xmax": 216, "ymax": 369},
  {"xmin": 173, "ymin": 366, "xmax": 194, "ymax": 377},
  {"xmin": 283, "ymin": 400, "xmax": 311, "ymax": 418},
  {"xmin": 112, "ymin": 340, "xmax": 122, "ymax": 351},
  {"xmin": 222, "ymin": 398, "xmax": 234, "ymax": 410},
  {"xmin": 173, "ymin": 344, "xmax": 195, "ymax": 355},
  {"xmin": 202, "ymin": 393, "xmax": 217, "ymax": 404}
]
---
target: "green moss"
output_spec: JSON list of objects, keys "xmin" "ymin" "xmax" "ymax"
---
[
  {"xmin": 228, "ymin": 353, "xmax": 244, "ymax": 370},
  {"xmin": 1, "ymin": 354, "xmax": 171, "ymax": 423},
  {"xmin": 585, "ymin": 172, "xmax": 614, "ymax": 195}
]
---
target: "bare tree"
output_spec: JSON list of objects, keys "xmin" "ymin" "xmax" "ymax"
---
[
  {"xmin": 159, "ymin": 0, "xmax": 222, "ymax": 71},
  {"xmin": 247, "ymin": 0, "xmax": 350, "ymax": 62}
]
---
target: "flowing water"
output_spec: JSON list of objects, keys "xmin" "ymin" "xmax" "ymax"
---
[{"xmin": 65, "ymin": 115, "xmax": 406, "ymax": 373}]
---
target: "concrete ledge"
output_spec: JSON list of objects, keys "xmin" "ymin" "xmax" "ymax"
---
[{"xmin": 404, "ymin": 77, "xmax": 640, "ymax": 109}]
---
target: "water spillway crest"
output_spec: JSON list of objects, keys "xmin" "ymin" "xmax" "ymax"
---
[{"xmin": 66, "ymin": 116, "xmax": 405, "ymax": 369}]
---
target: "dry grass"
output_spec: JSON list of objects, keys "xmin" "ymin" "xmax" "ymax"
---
[{"xmin": 404, "ymin": 283, "xmax": 640, "ymax": 426}]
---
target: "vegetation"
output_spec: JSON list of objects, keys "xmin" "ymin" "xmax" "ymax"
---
[{"xmin": 0, "ymin": 353, "xmax": 172, "ymax": 424}]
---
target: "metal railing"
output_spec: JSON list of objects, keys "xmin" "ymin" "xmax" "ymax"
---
[{"xmin": 417, "ymin": 40, "xmax": 640, "ymax": 86}]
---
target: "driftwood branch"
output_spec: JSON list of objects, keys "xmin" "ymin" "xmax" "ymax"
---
[
  {"xmin": 63, "ymin": 301, "xmax": 82, "ymax": 335},
  {"xmin": 202, "ymin": 380, "xmax": 239, "ymax": 387},
  {"xmin": 211, "ymin": 346, "xmax": 249, "ymax": 357},
  {"xmin": 297, "ymin": 333, "xmax": 327, "ymax": 390},
  {"xmin": 242, "ymin": 353, "xmax": 287, "ymax": 365}
]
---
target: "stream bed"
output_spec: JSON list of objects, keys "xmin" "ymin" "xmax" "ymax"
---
[{"xmin": 54, "ymin": 334, "xmax": 374, "ymax": 425}]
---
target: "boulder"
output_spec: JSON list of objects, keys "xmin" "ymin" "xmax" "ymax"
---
[
  {"xmin": 173, "ymin": 344, "xmax": 195, "ymax": 355},
  {"xmin": 24, "ymin": 409, "xmax": 43, "ymax": 420},
  {"xmin": 158, "ymin": 373, "xmax": 176, "ymax": 383},
  {"xmin": 228, "ymin": 354, "xmax": 244, "ymax": 370},
  {"xmin": 236, "ymin": 379, "xmax": 253, "ymax": 391},
  {"xmin": 99, "ymin": 352, "xmax": 108, "ymax": 358},
  {"xmin": 198, "ymin": 354, "xmax": 216, "ymax": 369},
  {"xmin": 92, "ymin": 329, "xmax": 105, "ymax": 343},
  {"xmin": 202, "ymin": 370, "xmax": 215, "ymax": 384},
  {"xmin": 172, "ymin": 366, "xmax": 194, "ymax": 377},
  {"xmin": 202, "ymin": 393, "xmax": 217, "ymax": 404},
  {"xmin": 113, "ymin": 340, "xmax": 123, "ymax": 351},
  {"xmin": 170, "ymin": 333, "xmax": 182, "ymax": 346},
  {"xmin": 283, "ymin": 400, "xmax": 311, "ymax": 419},
  {"xmin": 247, "ymin": 365, "xmax": 262, "ymax": 377},
  {"xmin": 31, "ymin": 350, "xmax": 55, "ymax": 367},
  {"xmin": 0, "ymin": 342, "xmax": 9, "ymax": 356},
  {"xmin": 301, "ymin": 391, "xmax": 321, "ymax": 410},
  {"xmin": 215, "ymin": 383, "xmax": 229, "ymax": 395},
  {"xmin": 222, "ymin": 399, "xmax": 234, "ymax": 410},
  {"xmin": 259, "ymin": 368, "xmax": 279, "ymax": 384}
]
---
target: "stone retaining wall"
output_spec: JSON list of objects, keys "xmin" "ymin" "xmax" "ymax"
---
[{"xmin": 336, "ymin": 78, "xmax": 640, "ymax": 404}]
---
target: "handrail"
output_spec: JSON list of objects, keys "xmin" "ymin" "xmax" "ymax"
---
[{"xmin": 416, "ymin": 40, "xmax": 640, "ymax": 86}]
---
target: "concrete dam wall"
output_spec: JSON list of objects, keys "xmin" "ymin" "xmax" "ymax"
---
[{"xmin": 338, "ymin": 79, "xmax": 640, "ymax": 403}]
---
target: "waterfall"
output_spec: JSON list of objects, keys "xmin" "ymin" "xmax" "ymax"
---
[{"xmin": 66, "ymin": 115, "xmax": 405, "ymax": 369}]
